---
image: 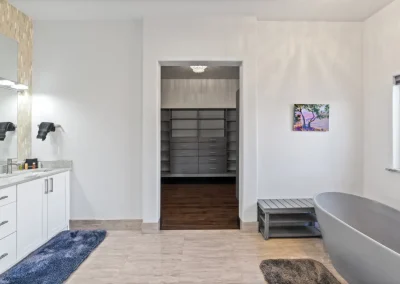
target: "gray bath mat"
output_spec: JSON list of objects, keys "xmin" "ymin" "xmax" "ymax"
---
[{"xmin": 260, "ymin": 259, "xmax": 341, "ymax": 284}]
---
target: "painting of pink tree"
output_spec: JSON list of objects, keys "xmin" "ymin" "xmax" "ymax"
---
[{"xmin": 293, "ymin": 104, "xmax": 330, "ymax": 132}]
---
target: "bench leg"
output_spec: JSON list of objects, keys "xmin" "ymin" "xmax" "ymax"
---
[{"xmin": 263, "ymin": 214, "xmax": 270, "ymax": 240}]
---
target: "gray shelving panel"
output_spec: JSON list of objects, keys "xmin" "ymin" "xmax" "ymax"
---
[
  {"xmin": 198, "ymin": 110, "xmax": 225, "ymax": 119},
  {"xmin": 161, "ymin": 108, "xmax": 237, "ymax": 177},
  {"xmin": 171, "ymin": 110, "xmax": 197, "ymax": 119},
  {"xmin": 161, "ymin": 110, "xmax": 171, "ymax": 174},
  {"xmin": 171, "ymin": 129, "xmax": 198, "ymax": 138}
]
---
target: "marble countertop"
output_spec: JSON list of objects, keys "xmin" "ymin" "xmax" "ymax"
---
[{"xmin": 0, "ymin": 168, "xmax": 71, "ymax": 190}]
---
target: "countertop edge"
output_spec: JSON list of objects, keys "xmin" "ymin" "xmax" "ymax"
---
[{"xmin": 0, "ymin": 168, "xmax": 71, "ymax": 190}]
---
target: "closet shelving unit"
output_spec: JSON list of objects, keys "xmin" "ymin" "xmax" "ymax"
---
[{"xmin": 161, "ymin": 108, "xmax": 237, "ymax": 178}]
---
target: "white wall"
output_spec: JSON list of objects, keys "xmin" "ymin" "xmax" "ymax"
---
[
  {"xmin": 142, "ymin": 16, "xmax": 258, "ymax": 223},
  {"xmin": 32, "ymin": 21, "xmax": 143, "ymax": 220},
  {"xmin": 257, "ymin": 22, "xmax": 364, "ymax": 199},
  {"xmin": 31, "ymin": 17, "xmax": 368, "ymax": 222},
  {"xmin": 364, "ymin": 0, "xmax": 400, "ymax": 210}
]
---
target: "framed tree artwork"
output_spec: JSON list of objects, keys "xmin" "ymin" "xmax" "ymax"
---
[{"xmin": 293, "ymin": 104, "xmax": 330, "ymax": 132}]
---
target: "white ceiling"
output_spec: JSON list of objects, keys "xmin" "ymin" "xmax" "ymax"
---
[{"xmin": 9, "ymin": 0, "xmax": 395, "ymax": 21}]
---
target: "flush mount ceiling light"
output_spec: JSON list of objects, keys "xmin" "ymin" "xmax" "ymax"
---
[{"xmin": 190, "ymin": 66, "xmax": 207, "ymax": 73}]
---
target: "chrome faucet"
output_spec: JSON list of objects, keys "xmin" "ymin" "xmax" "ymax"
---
[{"xmin": 6, "ymin": 158, "xmax": 20, "ymax": 174}]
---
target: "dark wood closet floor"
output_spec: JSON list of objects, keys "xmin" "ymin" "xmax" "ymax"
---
[{"xmin": 161, "ymin": 183, "xmax": 239, "ymax": 230}]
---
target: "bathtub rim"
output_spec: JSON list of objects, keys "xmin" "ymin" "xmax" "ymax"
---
[{"xmin": 314, "ymin": 191, "xmax": 400, "ymax": 257}]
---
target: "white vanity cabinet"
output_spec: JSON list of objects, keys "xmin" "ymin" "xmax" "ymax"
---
[
  {"xmin": 16, "ymin": 171, "xmax": 70, "ymax": 261},
  {"xmin": 16, "ymin": 178, "xmax": 48, "ymax": 260},
  {"xmin": 47, "ymin": 173, "xmax": 67, "ymax": 239},
  {"xmin": 0, "ymin": 185, "xmax": 17, "ymax": 274}
]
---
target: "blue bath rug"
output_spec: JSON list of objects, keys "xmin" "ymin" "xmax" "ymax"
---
[{"xmin": 0, "ymin": 230, "xmax": 107, "ymax": 284}]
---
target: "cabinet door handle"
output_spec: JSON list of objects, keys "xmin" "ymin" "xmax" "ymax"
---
[
  {"xmin": 209, "ymin": 139, "xmax": 216, "ymax": 142},
  {"xmin": 49, "ymin": 178, "xmax": 54, "ymax": 193},
  {"xmin": 0, "ymin": 221, "xmax": 8, "ymax": 227},
  {"xmin": 0, "ymin": 196, "xmax": 8, "ymax": 201},
  {"xmin": 0, "ymin": 253, "xmax": 8, "ymax": 260},
  {"xmin": 209, "ymin": 152, "xmax": 216, "ymax": 154},
  {"xmin": 208, "ymin": 159, "xmax": 216, "ymax": 161},
  {"xmin": 210, "ymin": 168, "xmax": 217, "ymax": 170},
  {"xmin": 44, "ymin": 179, "xmax": 48, "ymax": 194}
]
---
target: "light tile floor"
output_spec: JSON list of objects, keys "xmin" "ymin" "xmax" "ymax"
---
[{"xmin": 66, "ymin": 230, "xmax": 346, "ymax": 284}]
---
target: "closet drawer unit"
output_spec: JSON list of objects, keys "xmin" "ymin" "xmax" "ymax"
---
[
  {"xmin": 171, "ymin": 150, "xmax": 198, "ymax": 157},
  {"xmin": 171, "ymin": 130, "xmax": 198, "ymax": 138},
  {"xmin": 171, "ymin": 137, "xmax": 198, "ymax": 143},
  {"xmin": 199, "ymin": 149, "xmax": 226, "ymax": 157},
  {"xmin": 171, "ymin": 157, "xmax": 199, "ymax": 164},
  {"xmin": 0, "ymin": 233, "xmax": 16, "ymax": 275},
  {"xmin": 199, "ymin": 164, "xmax": 227, "ymax": 174},
  {"xmin": 171, "ymin": 164, "xmax": 199, "ymax": 174},
  {"xmin": 198, "ymin": 110, "xmax": 225, "ymax": 119},
  {"xmin": 0, "ymin": 186, "xmax": 16, "ymax": 207},
  {"xmin": 199, "ymin": 157, "xmax": 226, "ymax": 165},
  {"xmin": 171, "ymin": 143, "xmax": 198, "ymax": 150},
  {"xmin": 0, "ymin": 202, "xmax": 16, "ymax": 240},
  {"xmin": 198, "ymin": 137, "xmax": 226, "ymax": 143},
  {"xmin": 199, "ymin": 129, "xmax": 225, "ymax": 138},
  {"xmin": 199, "ymin": 120, "xmax": 225, "ymax": 129},
  {"xmin": 172, "ymin": 120, "xmax": 197, "ymax": 130},
  {"xmin": 199, "ymin": 142, "xmax": 226, "ymax": 150},
  {"xmin": 171, "ymin": 110, "xmax": 198, "ymax": 119}
]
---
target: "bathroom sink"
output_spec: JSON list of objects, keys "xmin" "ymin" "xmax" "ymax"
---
[{"xmin": 0, "ymin": 169, "xmax": 53, "ymax": 180}]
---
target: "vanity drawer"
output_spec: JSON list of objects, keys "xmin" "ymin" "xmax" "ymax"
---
[
  {"xmin": 0, "ymin": 186, "xmax": 16, "ymax": 208},
  {"xmin": 171, "ymin": 157, "xmax": 199, "ymax": 164},
  {"xmin": 0, "ymin": 233, "xmax": 16, "ymax": 275},
  {"xmin": 199, "ymin": 156, "xmax": 226, "ymax": 164},
  {"xmin": 199, "ymin": 142, "xmax": 226, "ymax": 150},
  {"xmin": 171, "ymin": 164, "xmax": 198, "ymax": 174},
  {"xmin": 199, "ymin": 149, "xmax": 226, "ymax": 157},
  {"xmin": 199, "ymin": 164, "xmax": 227, "ymax": 174},
  {"xmin": 0, "ymin": 203, "xmax": 16, "ymax": 240},
  {"xmin": 171, "ymin": 143, "xmax": 198, "ymax": 150},
  {"xmin": 171, "ymin": 150, "xmax": 198, "ymax": 157}
]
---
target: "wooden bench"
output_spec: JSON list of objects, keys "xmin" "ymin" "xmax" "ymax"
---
[{"xmin": 258, "ymin": 198, "xmax": 321, "ymax": 240}]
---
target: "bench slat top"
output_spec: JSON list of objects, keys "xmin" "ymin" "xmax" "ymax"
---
[{"xmin": 258, "ymin": 198, "xmax": 314, "ymax": 211}]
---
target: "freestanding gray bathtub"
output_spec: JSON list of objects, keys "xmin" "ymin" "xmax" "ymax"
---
[{"xmin": 314, "ymin": 192, "xmax": 400, "ymax": 284}]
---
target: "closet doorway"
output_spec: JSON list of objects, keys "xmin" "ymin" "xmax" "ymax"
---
[{"xmin": 160, "ymin": 63, "xmax": 240, "ymax": 230}]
